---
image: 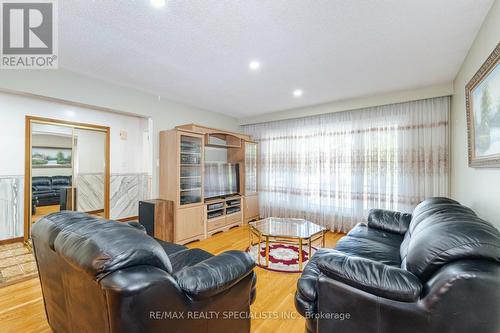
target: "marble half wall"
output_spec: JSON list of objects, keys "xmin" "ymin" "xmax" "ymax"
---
[
  {"xmin": 77, "ymin": 173, "xmax": 104, "ymax": 213},
  {"xmin": 0, "ymin": 173, "xmax": 150, "ymax": 241},
  {"xmin": 78, "ymin": 172, "xmax": 150, "ymax": 218},
  {"xmin": 110, "ymin": 173, "xmax": 150, "ymax": 220},
  {"xmin": 0, "ymin": 176, "xmax": 23, "ymax": 240}
]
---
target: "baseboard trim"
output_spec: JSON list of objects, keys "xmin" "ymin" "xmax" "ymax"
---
[
  {"xmin": 86, "ymin": 209, "xmax": 105, "ymax": 215},
  {"xmin": 116, "ymin": 216, "xmax": 139, "ymax": 222},
  {"xmin": 0, "ymin": 237, "xmax": 24, "ymax": 246}
]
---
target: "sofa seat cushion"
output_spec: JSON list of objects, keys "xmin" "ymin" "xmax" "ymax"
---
[
  {"xmin": 169, "ymin": 248, "xmax": 214, "ymax": 272},
  {"xmin": 347, "ymin": 223, "xmax": 404, "ymax": 248},
  {"xmin": 33, "ymin": 186, "xmax": 53, "ymax": 192},
  {"xmin": 334, "ymin": 235, "xmax": 401, "ymax": 266},
  {"xmin": 33, "ymin": 191, "xmax": 58, "ymax": 198},
  {"xmin": 295, "ymin": 248, "xmax": 337, "ymax": 316},
  {"xmin": 154, "ymin": 238, "xmax": 187, "ymax": 256}
]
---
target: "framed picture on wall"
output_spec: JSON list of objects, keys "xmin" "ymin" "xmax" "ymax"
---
[
  {"xmin": 466, "ymin": 43, "xmax": 500, "ymax": 168},
  {"xmin": 32, "ymin": 147, "xmax": 72, "ymax": 168}
]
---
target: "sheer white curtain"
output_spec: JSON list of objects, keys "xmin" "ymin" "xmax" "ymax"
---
[{"xmin": 243, "ymin": 97, "xmax": 449, "ymax": 233}]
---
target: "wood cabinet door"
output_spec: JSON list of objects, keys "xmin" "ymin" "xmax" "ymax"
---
[
  {"xmin": 175, "ymin": 205, "xmax": 204, "ymax": 241},
  {"xmin": 178, "ymin": 132, "xmax": 204, "ymax": 208},
  {"xmin": 245, "ymin": 195, "xmax": 259, "ymax": 221}
]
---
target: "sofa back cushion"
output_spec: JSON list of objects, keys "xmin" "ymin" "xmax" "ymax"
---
[
  {"xmin": 402, "ymin": 198, "xmax": 500, "ymax": 281},
  {"xmin": 51, "ymin": 175, "xmax": 71, "ymax": 187},
  {"xmin": 400, "ymin": 197, "xmax": 472, "ymax": 264},
  {"xmin": 33, "ymin": 212, "xmax": 172, "ymax": 281},
  {"xmin": 32, "ymin": 176, "xmax": 52, "ymax": 191}
]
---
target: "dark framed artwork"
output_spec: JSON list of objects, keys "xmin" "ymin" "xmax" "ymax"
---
[
  {"xmin": 466, "ymin": 43, "xmax": 500, "ymax": 168},
  {"xmin": 32, "ymin": 146, "xmax": 72, "ymax": 168}
]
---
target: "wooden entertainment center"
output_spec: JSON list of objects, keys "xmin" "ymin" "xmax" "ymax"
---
[{"xmin": 159, "ymin": 124, "xmax": 259, "ymax": 244}]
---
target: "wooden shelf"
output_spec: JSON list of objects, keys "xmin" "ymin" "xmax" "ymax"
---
[
  {"xmin": 207, "ymin": 207, "xmax": 225, "ymax": 213},
  {"xmin": 180, "ymin": 187, "xmax": 201, "ymax": 192},
  {"xmin": 205, "ymin": 133, "xmax": 242, "ymax": 148},
  {"xmin": 205, "ymin": 143, "xmax": 241, "ymax": 148},
  {"xmin": 180, "ymin": 151, "xmax": 201, "ymax": 155}
]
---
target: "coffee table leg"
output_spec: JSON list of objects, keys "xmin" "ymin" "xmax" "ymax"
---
[
  {"xmin": 265, "ymin": 236, "xmax": 270, "ymax": 267},
  {"xmin": 308, "ymin": 238, "xmax": 312, "ymax": 261},
  {"xmin": 322, "ymin": 230, "xmax": 325, "ymax": 247},
  {"xmin": 258, "ymin": 233, "xmax": 261, "ymax": 265},
  {"xmin": 299, "ymin": 238, "xmax": 303, "ymax": 271}
]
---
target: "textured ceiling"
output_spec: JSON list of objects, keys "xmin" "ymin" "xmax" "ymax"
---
[{"xmin": 59, "ymin": 0, "xmax": 494, "ymax": 117}]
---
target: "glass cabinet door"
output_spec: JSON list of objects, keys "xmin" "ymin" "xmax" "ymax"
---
[
  {"xmin": 245, "ymin": 142, "xmax": 257, "ymax": 194},
  {"xmin": 179, "ymin": 135, "xmax": 202, "ymax": 205}
]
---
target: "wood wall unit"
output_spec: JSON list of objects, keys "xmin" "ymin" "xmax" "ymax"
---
[{"xmin": 159, "ymin": 124, "xmax": 259, "ymax": 244}]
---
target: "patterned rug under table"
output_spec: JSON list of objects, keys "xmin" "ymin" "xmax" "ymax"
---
[{"xmin": 247, "ymin": 242, "xmax": 317, "ymax": 273}]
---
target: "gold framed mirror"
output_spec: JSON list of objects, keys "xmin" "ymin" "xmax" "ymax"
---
[{"xmin": 24, "ymin": 116, "xmax": 110, "ymax": 242}]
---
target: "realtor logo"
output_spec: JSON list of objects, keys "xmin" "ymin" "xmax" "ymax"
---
[{"xmin": 1, "ymin": 0, "xmax": 58, "ymax": 69}]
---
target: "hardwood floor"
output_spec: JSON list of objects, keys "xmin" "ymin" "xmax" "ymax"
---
[
  {"xmin": 31, "ymin": 205, "xmax": 60, "ymax": 223},
  {"xmin": 0, "ymin": 225, "xmax": 344, "ymax": 333}
]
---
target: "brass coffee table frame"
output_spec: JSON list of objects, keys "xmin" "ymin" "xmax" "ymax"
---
[{"xmin": 249, "ymin": 224, "xmax": 326, "ymax": 272}]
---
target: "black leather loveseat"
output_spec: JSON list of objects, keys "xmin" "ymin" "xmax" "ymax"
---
[
  {"xmin": 32, "ymin": 176, "xmax": 71, "ymax": 208},
  {"xmin": 32, "ymin": 212, "xmax": 257, "ymax": 333},
  {"xmin": 295, "ymin": 197, "xmax": 500, "ymax": 333}
]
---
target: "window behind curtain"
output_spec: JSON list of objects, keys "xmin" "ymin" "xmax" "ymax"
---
[{"xmin": 243, "ymin": 97, "xmax": 449, "ymax": 232}]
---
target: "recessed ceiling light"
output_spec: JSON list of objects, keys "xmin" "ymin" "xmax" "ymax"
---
[
  {"xmin": 293, "ymin": 89, "xmax": 303, "ymax": 97},
  {"xmin": 249, "ymin": 60, "xmax": 261, "ymax": 71},
  {"xmin": 151, "ymin": 0, "xmax": 166, "ymax": 8}
]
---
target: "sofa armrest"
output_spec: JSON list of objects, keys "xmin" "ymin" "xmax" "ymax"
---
[
  {"xmin": 368, "ymin": 209, "xmax": 411, "ymax": 235},
  {"xmin": 317, "ymin": 252, "xmax": 422, "ymax": 302},
  {"xmin": 173, "ymin": 250, "xmax": 255, "ymax": 299}
]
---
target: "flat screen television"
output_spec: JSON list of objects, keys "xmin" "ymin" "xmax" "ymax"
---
[{"xmin": 204, "ymin": 162, "xmax": 239, "ymax": 199}]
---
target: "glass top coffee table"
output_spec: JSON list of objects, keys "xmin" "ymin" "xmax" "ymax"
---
[{"xmin": 249, "ymin": 217, "xmax": 327, "ymax": 271}]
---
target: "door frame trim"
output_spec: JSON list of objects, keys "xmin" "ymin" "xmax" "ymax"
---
[{"xmin": 25, "ymin": 116, "xmax": 111, "ymax": 242}]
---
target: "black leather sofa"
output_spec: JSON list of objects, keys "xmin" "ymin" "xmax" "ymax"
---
[
  {"xmin": 32, "ymin": 176, "xmax": 72, "ymax": 208},
  {"xmin": 32, "ymin": 212, "xmax": 257, "ymax": 333},
  {"xmin": 295, "ymin": 197, "xmax": 500, "ymax": 333}
]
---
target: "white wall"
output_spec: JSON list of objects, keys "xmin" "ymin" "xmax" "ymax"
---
[
  {"xmin": 32, "ymin": 133, "xmax": 72, "ymax": 148},
  {"xmin": 450, "ymin": 1, "xmax": 500, "ymax": 228},
  {"xmin": 0, "ymin": 69, "xmax": 241, "ymax": 197},
  {"xmin": 74, "ymin": 129, "xmax": 106, "ymax": 175},
  {"xmin": 240, "ymin": 82, "xmax": 453, "ymax": 125},
  {"xmin": 0, "ymin": 92, "xmax": 150, "ymax": 176}
]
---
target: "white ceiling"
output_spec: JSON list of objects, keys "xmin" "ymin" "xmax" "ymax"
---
[{"xmin": 59, "ymin": 0, "xmax": 494, "ymax": 118}]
